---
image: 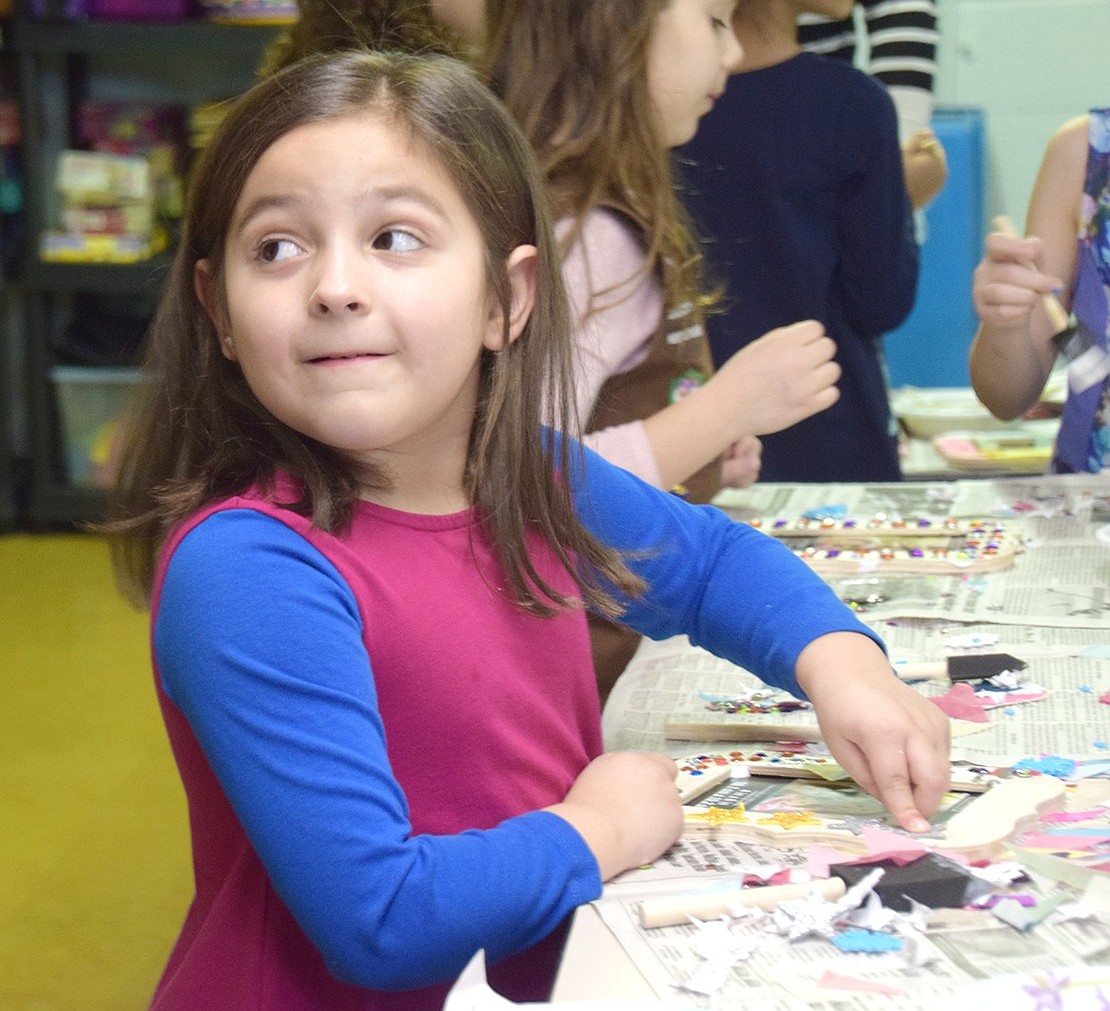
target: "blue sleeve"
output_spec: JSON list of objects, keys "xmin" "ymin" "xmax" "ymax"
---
[
  {"xmin": 563, "ymin": 438, "xmax": 885, "ymax": 697},
  {"xmin": 832, "ymin": 77, "xmax": 919, "ymax": 338},
  {"xmin": 154, "ymin": 510, "xmax": 600, "ymax": 990}
]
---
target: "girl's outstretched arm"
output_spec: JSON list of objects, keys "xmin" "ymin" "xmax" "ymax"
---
[{"xmin": 566, "ymin": 438, "xmax": 951, "ymax": 828}]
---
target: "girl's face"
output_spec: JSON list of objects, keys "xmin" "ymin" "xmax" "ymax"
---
[
  {"xmin": 646, "ymin": 0, "xmax": 742, "ymax": 148},
  {"xmin": 198, "ymin": 111, "xmax": 535, "ymax": 500}
]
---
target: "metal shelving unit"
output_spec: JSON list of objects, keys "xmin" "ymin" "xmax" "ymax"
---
[
  {"xmin": 0, "ymin": 17, "xmax": 17, "ymax": 529},
  {"xmin": 0, "ymin": 279, "xmax": 14, "ymax": 530},
  {"xmin": 10, "ymin": 13, "xmax": 281, "ymax": 527}
]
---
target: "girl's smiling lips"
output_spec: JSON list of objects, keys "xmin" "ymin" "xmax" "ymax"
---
[{"xmin": 308, "ymin": 350, "xmax": 386, "ymax": 365}]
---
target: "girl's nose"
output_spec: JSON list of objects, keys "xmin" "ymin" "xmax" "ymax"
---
[{"xmin": 309, "ymin": 250, "xmax": 371, "ymax": 317}]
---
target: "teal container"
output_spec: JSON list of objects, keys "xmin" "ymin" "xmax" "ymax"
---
[{"xmin": 884, "ymin": 108, "xmax": 986, "ymax": 389}]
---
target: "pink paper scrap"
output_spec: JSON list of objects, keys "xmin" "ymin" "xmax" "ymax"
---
[
  {"xmin": 807, "ymin": 845, "xmax": 852, "ymax": 878},
  {"xmin": 1018, "ymin": 831, "xmax": 1110, "ymax": 851},
  {"xmin": 859, "ymin": 826, "xmax": 930, "ymax": 860},
  {"xmin": 929, "ymin": 682, "xmax": 991, "ymax": 723},
  {"xmin": 1041, "ymin": 810, "xmax": 1109, "ymax": 823},
  {"xmin": 816, "ymin": 970, "xmax": 901, "ymax": 996}
]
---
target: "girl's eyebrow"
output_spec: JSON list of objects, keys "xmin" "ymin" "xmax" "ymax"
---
[
  {"xmin": 231, "ymin": 184, "xmax": 453, "ymax": 239},
  {"xmin": 373, "ymin": 184, "xmax": 452, "ymax": 221},
  {"xmin": 231, "ymin": 193, "xmax": 297, "ymax": 239}
]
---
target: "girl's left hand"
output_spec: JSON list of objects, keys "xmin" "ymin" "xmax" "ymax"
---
[
  {"xmin": 795, "ymin": 632, "xmax": 951, "ymax": 833},
  {"xmin": 719, "ymin": 436, "xmax": 762, "ymax": 489}
]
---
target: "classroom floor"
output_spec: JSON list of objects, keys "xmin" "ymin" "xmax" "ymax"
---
[{"xmin": 0, "ymin": 532, "xmax": 191, "ymax": 1010}]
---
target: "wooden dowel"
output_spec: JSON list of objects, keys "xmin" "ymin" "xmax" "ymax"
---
[
  {"xmin": 639, "ymin": 877, "xmax": 847, "ymax": 928},
  {"xmin": 892, "ymin": 661, "xmax": 948, "ymax": 682},
  {"xmin": 664, "ymin": 721, "xmax": 823, "ymax": 743}
]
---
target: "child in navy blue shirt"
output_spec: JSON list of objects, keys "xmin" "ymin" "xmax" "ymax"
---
[{"xmin": 678, "ymin": 0, "xmax": 918, "ymax": 482}]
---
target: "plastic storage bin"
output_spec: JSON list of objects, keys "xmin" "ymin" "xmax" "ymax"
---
[
  {"xmin": 197, "ymin": 0, "xmax": 296, "ymax": 22},
  {"xmin": 883, "ymin": 108, "xmax": 986, "ymax": 389},
  {"xmin": 86, "ymin": 0, "xmax": 190, "ymax": 20},
  {"xmin": 51, "ymin": 366, "xmax": 142, "ymax": 487}
]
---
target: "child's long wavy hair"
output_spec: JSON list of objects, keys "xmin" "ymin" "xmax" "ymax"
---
[
  {"xmin": 483, "ymin": 0, "xmax": 714, "ymax": 320},
  {"xmin": 104, "ymin": 50, "xmax": 642, "ymax": 618}
]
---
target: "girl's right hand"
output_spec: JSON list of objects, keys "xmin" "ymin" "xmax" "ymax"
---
[
  {"xmin": 714, "ymin": 320, "xmax": 841, "ymax": 438},
  {"xmin": 546, "ymin": 751, "xmax": 682, "ymax": 881},
  {"xmin": 972, "ymin": 231, "xmax": 1063, "ymax": 330},
  {"xmin": 902, "ymin": 128, "xmax": 948, "ymax": 209}
]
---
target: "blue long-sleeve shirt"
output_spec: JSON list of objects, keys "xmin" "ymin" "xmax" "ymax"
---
[{"xmin": 151, "ymin": 437, "xmax": 883, "ymax": 1008}]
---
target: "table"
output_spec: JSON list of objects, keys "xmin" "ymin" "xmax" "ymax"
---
[{"xmin": 552, "ymin": 471, "xmax": 1110, "ymax": 1009}]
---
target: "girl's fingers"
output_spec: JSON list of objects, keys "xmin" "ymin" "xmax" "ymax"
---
[
  {"xmin": 827, "ymin": 724, "xmax": 949, "ymax": 833},
  {"xmin": 857, "ymin": 742, "xmax": 931, "ymax": 833}
]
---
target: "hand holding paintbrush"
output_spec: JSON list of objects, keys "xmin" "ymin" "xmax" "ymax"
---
[
  {"xmin": 972, "ymin": 218, "xmax": 1109, "ymax": 418},
  {"xmin": 988, "ymin": 216, "xmax": 1071, "ymax": 333},
  {"xmin": 972, "ymin": 217, "xmax": 1087, "ymax": 420},
  {"xmin": 989, "ymin": 216, "xmax": 1108, "ymax": 393}
]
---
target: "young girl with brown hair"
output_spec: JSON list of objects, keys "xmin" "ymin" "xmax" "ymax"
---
[
  {"xmin": 106, "ymin": 48, "xmax": 947, "ymax": 1009},
  {"xmin": 678, "ymin": 0, "xmax": 919, "ymax": 483},
  {"xmin": 971, "ymin": 110, "xmax": 1110, "ymax": 473},
  {"xmin": 485, "ymin": 0, "xmax": 844, "ymax": 686},
  {"xmin": 485, "ymin": 0, "xmax": 840, "ymax": 504}
]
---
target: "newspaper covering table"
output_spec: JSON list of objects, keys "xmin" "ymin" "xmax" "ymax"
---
[{"xmin": 578, "ymin": 473, "xmax": 1110, "ymax": 1009}]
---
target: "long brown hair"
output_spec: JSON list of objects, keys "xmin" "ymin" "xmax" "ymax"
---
[
  {"xmin": 484, "ymin": 0, "xmax": 713, "ymax": 320},
  {"xmin": 104, "ymin": 50, "xmax": 642, "ymax": 619}
]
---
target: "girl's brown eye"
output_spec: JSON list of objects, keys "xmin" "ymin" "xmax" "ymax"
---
[
  {"xmin": 259, "ymin": 238, "xmax": 299, "ymax": 263},
  {"xmin": 372, "ymin": 229, "xmax": 423, "ymax": 253}
]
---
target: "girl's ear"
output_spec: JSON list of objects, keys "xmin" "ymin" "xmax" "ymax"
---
[
  {"xmin": 485, "ymin": 244, "xmax": 537, "ymax": 351},
  {"xmin": 194, "ymin": 259, "xmax": 236, "ymax": 360}
]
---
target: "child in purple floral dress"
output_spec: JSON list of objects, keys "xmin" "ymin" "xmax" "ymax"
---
[{"xmin": 971, "ymin": 109, "xmax": 1110, "ymax": 473}]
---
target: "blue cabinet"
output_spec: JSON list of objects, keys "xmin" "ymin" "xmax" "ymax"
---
[{"xmin": 884, "ymin": 108, "xmax": 986, "ymax": 389}]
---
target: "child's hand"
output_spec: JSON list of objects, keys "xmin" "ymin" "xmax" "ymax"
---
[
  {"xmin": 714, "ymin": 320, "xmax": 840, "ymax": 437},
  {"xmin": 973, "ymin": 231, "xmax": 1063, "ymax": 332},
  {"xmin": 719, "ymin": 435, "xmax": 762, "ymax": 488},
  {"xmin": 795, "ymin": 632, "xmax": 951, "ymax": 833},
  {"xmin": 902, "ymin": 128, "xmax": 948, "ymax": 209},
  {"xmin": 546, "ymin": 751, "xmax": 683, "ymax": 880}
]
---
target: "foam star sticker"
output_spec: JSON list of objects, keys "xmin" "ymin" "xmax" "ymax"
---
[{"xmin": 832, "ymin": 928, "xmax": 903, "ymax": 953}]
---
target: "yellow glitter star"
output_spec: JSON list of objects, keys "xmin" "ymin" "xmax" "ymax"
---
[
  {"xmin": 686, "ymin": 805, "xmax": 748, "ymax": 827},
  {"xmin": 755, "ymin": 811, "xmax": 823, "ymax": 830}
]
